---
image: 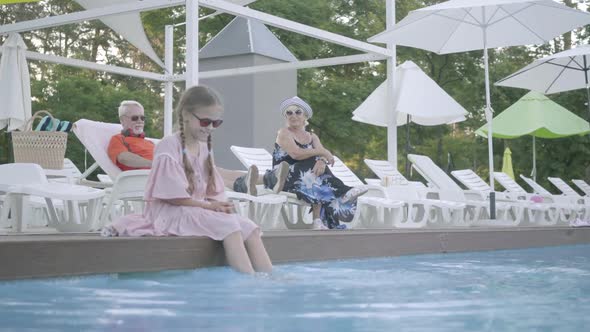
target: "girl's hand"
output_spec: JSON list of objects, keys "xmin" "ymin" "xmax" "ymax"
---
[
  {"xmin": 312, "ymin": 159, "xmax": 327, "ymax": 177},
  {"xmin": 207, "ymin": 201, "xmax": 235, "ymax": 214}
]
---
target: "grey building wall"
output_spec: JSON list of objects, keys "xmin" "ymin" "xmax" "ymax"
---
[{"xmin": 201, "ymin": 54, "xmax": 296, "ymax": 170}]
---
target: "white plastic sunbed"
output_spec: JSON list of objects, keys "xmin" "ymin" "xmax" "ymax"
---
[
  {"xmin": 492, "ymin": 172, "xmax": 576, "ymax": 225},
  {"xmin": 365, "ymin": 159, "xmax": 466, "ymax": 228},
  {"xmin": 518, "ymin": 174, "xmax": 586, "ymax": 223},
  {"xmin": 231, "ymin": 146, "xmax": 413, "ymax": 229},
  {"xmin": 73, "ymin": 119, "xmax": 285, "ymax": 230},
  {"xmin": 408, "ymin": 154, "xmax": 529, "ymax": 227},
  {"xmin": 572, "ymin": 179, "xmax": 590, "ymax": 197},
  {"xmin": 0, "ymin": 163, "xmax": 105, "ymax": 232}
]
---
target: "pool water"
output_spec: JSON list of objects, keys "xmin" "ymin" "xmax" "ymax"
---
[{"xmin": 2, "ymin": 245, "xmax": 590, "ymax": 331}]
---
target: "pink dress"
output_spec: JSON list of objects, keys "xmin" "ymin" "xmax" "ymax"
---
[{"xmin": 110, "ymin": 134, "xmax": 259, "ymax": 241}]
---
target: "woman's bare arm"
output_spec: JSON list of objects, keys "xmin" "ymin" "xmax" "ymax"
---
[{"xmin": 310, "ymin": 133, "xmax": 334, "ymax": 164}]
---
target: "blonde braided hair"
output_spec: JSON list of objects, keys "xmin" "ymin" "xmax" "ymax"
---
[{"xmin": 176, "ymin": 86, "xmax": 222, "ymax": 195}]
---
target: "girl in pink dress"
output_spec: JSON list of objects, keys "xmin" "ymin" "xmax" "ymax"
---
[{"xmin": 106, "ymin": 86, "xmax": 272, "ymax": 274}]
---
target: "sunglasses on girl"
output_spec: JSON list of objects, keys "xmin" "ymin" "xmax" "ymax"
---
[
  {"xmin": 127, "ymin": 115, "xmax": 145, "ymax": 122},
  {"xmin": 285, "ymin": 109, "xmax": 303, "ymax": 116},
  {"xmin": 191, "ymin": 113, "xmax": 223, "ymax": 128}
]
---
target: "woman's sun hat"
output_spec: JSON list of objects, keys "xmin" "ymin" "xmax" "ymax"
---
[{"xmin": 279, "ymin": 96, "xmax": 313, "ymax": 118}]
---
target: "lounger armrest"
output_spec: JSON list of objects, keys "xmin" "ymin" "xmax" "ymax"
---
[
  {"xmin": 365, "ymin": 184, "xmax": 386, "ymax": 197},
  {"xmin": 78, "ymin": 179, "xmax": 113, "ymax": 189}
]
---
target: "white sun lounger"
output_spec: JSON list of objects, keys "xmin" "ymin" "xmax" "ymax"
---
[
  {"xmin": 518, "ymin": 174, "xmax": 586, "ymax": 223},
  {"xmin": 364, "ymin": 159, "xmax": 466, "ymax": 228},
  {"xmin": 408, "ymin": 154, "xmax": 528, "ymax": 227},
  {"xmin": 572, "ymin": 179, "xmax": 590, "ymax": 197},
  {"xmin": 231, "ymin": 146, "xmax": 411, "ymax": 229},
  {"xmin": 0, "ymin": 163, "xmax": 105, "ymax": 232},
  {"xmin": 492, "ymin": 172, "xmax": 576, "ymax": 225},
  {"xmin": 73, "ymin": 119, "xmax": 284, "ymax": 230}
]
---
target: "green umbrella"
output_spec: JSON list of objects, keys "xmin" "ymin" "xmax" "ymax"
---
[{"xmin": 476, "ymin": 91, "xmax": 590, "ymax": 180}]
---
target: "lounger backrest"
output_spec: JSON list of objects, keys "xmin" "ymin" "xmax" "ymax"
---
[
  {"xmin": 231, "ymin": 145, "xmax": 364, "ymax": 187},
  {"xmin": 492, "ymin": 172, "xmax": 527, "ymax": 195},
  {"xmin": 73, "ymin": 119, "xmax": 124, "ymax": 179},
  {"xmin": 519, "ymin": 174, "xmax": 552, "ymax": 196},
  {"xmin": 331, "ymin": 156, "xmax": 365, "ymax": 187},
  {"xmin": 451, "ymin": 169, "xmax": 490, "ymax": 192},
  {"xmin": 407, "ymin": 154, "xmax": 465, "ymax": 201},
  {"xmin": 73, "ymin": 119, "xmax": 159, "ymax": 180},
  {"xmin": 364, "ymin": 159, "xmax": 410, "ymax": 185},
  {"xmin": 230, "ymin": 145, "xmax": 273, "ymax": 175},
  {"xmin": 364, "ymin": 159, "xmax": 402, "ymax": 179},
  {"xmin": 572, "ymin": 179, "xmax": 590, "ymax": 196},
  {"xmin": 547, "ymin": 177, "xmax": 581, "ymax": 197}
]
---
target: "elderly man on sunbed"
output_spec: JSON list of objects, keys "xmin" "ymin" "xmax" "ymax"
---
[{"xmin": 107, "ymin": 100, "xmax": 154, "ymax": 171}]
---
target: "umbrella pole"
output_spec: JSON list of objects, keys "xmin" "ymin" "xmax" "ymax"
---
[
  {"xmin": 405, "ymin": 114, "xmax": 410, "ymax": 177},
  {"xmin": 531, "ymin": 136, "xmax": 537, "ymax": 181},
  {"xmin": 584, "ymin": 56, "xmax": 590, "ymax": 130},
  {"xmin": 483, "ymin": 36, "xmax": 496, "ymax": 219}
]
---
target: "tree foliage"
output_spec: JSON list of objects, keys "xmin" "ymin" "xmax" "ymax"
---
[{"xmin": 1, "ymin": 0, "xmax": 589, "ymax": 191}]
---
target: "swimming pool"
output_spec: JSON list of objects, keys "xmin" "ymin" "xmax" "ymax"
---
[{"xmin": 1, "ymin": 245, "xmax": 589, "ymax": 331}]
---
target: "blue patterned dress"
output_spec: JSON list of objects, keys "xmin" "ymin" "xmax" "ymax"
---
[{"xmin": 271, "ymin": 140, "xmax": 358, "ymax": 229}]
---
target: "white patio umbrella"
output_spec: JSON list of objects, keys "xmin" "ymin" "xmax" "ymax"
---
[
  {"xmin": 368, "ymin": 0, "xmax": 590, "ymax": 191},
  {"xmin": 352, "ymin": 61, "xmax": 467, "ymax": 127},
  {"xmin": 352, "ymin": 60, "xmax": 467, "ymax": 175},
  {"xmin": 495, "ymin": 44, "xmax": 590, "ymax": 123},
  {"xmin": 0, "ymin": 33, "xmax": 31, "ymax": 132}
]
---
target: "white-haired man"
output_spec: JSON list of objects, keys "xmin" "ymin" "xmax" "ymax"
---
[{"xmin": 107, "ymin": 100, "xmax": 154, "ymax": 171}]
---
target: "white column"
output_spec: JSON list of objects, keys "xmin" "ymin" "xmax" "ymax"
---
[
  {"xmin": 164, "ymin": 25, "xmax": 174, "ymax": 137},
  {"xmin": 386, "ymin": 0, "xmax": 397, "ymax": 165},
  {"xmin": 185, "ymin": 0, "xmax": 199, "ymax": 88}
]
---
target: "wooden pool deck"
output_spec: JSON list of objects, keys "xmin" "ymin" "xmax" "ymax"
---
[{"xmin": 2, "ymin": 225, "xmax": 590, "ymax": 280}]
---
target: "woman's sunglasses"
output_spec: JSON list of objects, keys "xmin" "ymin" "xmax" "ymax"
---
[
  {"xmin": 285, "ymin": 109, "xmax": 303, "ymax": 116},
  {"xmin": 127, "ymin": 115, "xmax": 145, "ymax": 122},
  {"xmin": 191, "ymin": 113, "xmax": 223, "ymax": 128}
]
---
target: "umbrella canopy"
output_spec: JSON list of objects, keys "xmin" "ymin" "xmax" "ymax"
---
[
  {"xmin": 502, "ymin": 147, "xmax": 515, "ymax": 180},
  {"xmin": 495, "ymin": 44, "xmax": 590, "ymax": 122},
  {"xmin": 75, "ymin": 0, "xmax": 164, "ymax": 68},
  {"xmin": 476, "ymin": 91, "xmax": 590, "ymax": 179},
  {"xmin": 352, "ymin": 61, "xmax": 467, "ymax": 127},
  {"xmin": 475, "ymin": 91, "xmax": 590, "ymax": 138},
  {"xmin": 368, "ymin": 0, "xmax": 590, "ymax": 190},
  {"xmin": 0, "ymin": 33, "xmax": 31, "ymax": 132}
]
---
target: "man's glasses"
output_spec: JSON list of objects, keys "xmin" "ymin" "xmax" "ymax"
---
[
  {"xmin": 191, "ymin": 113, "xmax": 223, "ymax": 128},
  {"xmin": 127, "ymin": 115, "xmax": 145, "ymax": 122},
  {"xmin": 285, "ymin": 109, "xmax": 303, "ymax": 116}
]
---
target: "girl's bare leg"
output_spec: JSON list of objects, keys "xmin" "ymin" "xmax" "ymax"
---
[
  {"xmin": 244, "ymin": 229, "xmax": 273, "ymax": 273},
  {"xmin": 223, "ymin": 231, "xmax": 255, "ymax": 274}
]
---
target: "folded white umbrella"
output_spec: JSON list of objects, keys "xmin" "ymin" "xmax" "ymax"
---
[
  {"xmin": 352, "ymin": 61, "xmax": 467, "ymax": 127},
  {"xmin": 0, "ymin": 33, "xmax": 31, "ymax": 132},
  {"xmin": 495, "ymin": 44, "xmax": 590, "ymax": 122},
  {"xmin": 368, "ymin": 0, "xmax": 590, "ymax": 190},
  {"xmin": 75, "ymin": 0, "xmax": 259, "ymax": 69},
  {"xmin": 75, "ymin": 0, "xmax": 164, "ymax": 68}
]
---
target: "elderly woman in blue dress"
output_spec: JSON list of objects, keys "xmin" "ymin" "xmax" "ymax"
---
[{"xmin": 271, "ymin": 96, "xmax": 367, "ymax": 230}]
